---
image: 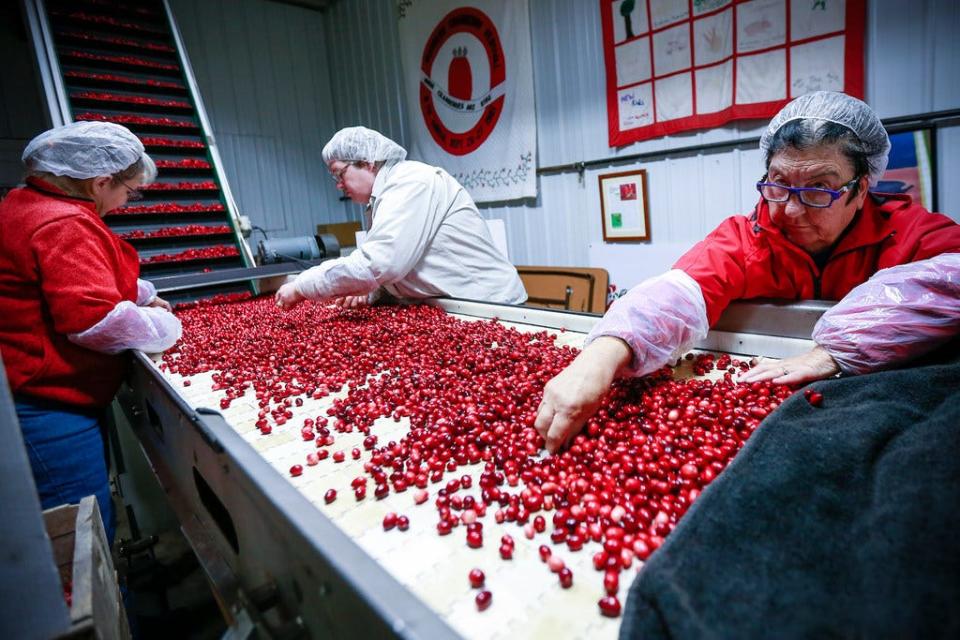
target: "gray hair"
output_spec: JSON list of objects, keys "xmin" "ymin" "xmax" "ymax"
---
[{"xmin": 760, "ymin": 91, "xmax": 890, "ymax": 187}]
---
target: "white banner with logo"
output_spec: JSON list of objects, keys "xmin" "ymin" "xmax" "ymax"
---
[{"xmin": 398, "ymin": 0, "xmax": 537, "ymax": 202}]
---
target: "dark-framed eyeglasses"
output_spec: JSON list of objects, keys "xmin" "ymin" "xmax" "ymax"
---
[
  {"xmin": 756, "ymin": 176, "xmax": 860, "ymax": 208},
  {"xmin": 120, "ymin": 179, "xmax": 143, "ymax": 201},
  {"xmin": 331, "ymin": 163, "xmax": 352, "ymax": 185}
]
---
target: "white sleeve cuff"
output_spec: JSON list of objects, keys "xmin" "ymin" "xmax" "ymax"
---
[
  {"xmin": 136, "ymin": 278, "xmax": 157, "ymax": 306},
  {"xmin": 68, "ymin": 301, "xmax": 182, "ymax": 354}
]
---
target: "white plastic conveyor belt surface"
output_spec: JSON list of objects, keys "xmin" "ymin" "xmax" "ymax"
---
[{"xmin": 119, "ymin": 296, "xmax": 826, "ymax": 639}]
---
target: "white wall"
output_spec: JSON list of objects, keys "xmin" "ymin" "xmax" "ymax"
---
[
  {"xmin": 321, "ymin": 0, "xmax": 960, "ymax": 289},
  {"xmin": 167, "ymin": 0, "xmax": 959, "ymax": 289},
  {"xmin": 168, "ymin": 0, "xmax": 353, "ymax": 238}
]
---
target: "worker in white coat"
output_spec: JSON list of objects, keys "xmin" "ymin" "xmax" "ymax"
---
[{"xmin": 275, "ymin": 127, "xmax": 527, "ymax": 310}]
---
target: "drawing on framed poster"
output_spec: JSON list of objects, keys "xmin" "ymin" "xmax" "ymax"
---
[
  {"xmin": 599, "ymin": 169, "xmax": 651, "ymax": 242},
  {"xmin": 600, "ymin": 0, "xmax": 867, "ymax": 147}
]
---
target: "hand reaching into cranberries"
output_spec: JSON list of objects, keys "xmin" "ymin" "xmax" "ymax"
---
[
  {"xmin": 275, "ymin": 282, "xmax": 305, "ymax": 310},
  {"xmin": 331, "ymin": 295, "xmax": 368, "ymax": 309},
  {"xmin": 534, "ymin": 337, "xmax": 633, "ymax": 453},
  {"xmin": 738, "ymin": 345, "xmax": 840, "ymax": 385}
]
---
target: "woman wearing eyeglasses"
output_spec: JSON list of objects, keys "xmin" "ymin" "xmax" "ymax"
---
[
  {"xmin": 0, "ymin": 121, "xmax": 181, "ymax": 544},
  {"xmin": 535, "ymin": 91, "xmax": 960, "ymax": 454},
  {"xmin": 533, "ymin": 92, "xmax": 960, "ymax": 639},
  {"xmin": 274, "ymin": 126, "xmax": 527, "ymax": 310}
]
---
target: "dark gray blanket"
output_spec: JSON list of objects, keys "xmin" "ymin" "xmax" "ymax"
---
[{"xmin": 621, "ymin": 352, "xmax": 960, "ymax": 639}]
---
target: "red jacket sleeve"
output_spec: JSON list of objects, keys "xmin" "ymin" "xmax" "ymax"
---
[
  {"xmin": 31, "ymin": 215, "xmax": 128, "ymax": 335},
  {"xmin": 883, "ymin": 208, "xmax": 960, "ymax": 267},
  {"xmin": 673, "ymin": 216, "xmax": 751, "ymax": 326}
]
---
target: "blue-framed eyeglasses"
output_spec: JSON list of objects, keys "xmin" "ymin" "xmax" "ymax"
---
[{"xmin": 756, "ymin": 176, "xmax": 860, "ymax": 208}]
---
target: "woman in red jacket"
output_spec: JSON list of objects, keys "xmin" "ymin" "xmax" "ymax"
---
[
  {"xmin": 535, "ymin": 91, "xmax": 960, "ymax": 453},
  {"xmin": 0, "ymin": 121, "xmax": 181, "ymax": 543}
]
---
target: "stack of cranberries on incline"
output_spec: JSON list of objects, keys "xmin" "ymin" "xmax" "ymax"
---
[{"xmin": 45, "ymin": 0, "xmax": 248, "ymax": 293}]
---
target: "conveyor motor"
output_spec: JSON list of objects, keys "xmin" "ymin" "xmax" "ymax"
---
[{"xmin": 257, "ymin": 234, "xmax": 341, "ymax": 265}]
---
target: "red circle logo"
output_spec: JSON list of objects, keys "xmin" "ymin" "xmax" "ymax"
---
[{"xmin": 419, "ymin": 7, "xmax": 505, "ymax": 156}]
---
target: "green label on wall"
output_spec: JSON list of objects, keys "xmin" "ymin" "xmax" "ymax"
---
[{"xmin": 611, "ymin": 213, "xmax": 622, "ymax": 228}]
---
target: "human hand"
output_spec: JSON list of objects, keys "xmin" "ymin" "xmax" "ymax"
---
[
  {"xmin": 274, "ymin": 283, "xmax": 305, "ymax": 310},
  {"xmin": 534, "ymin": 337, "xmax": 632, "ymax": 453},
  {"xmin": 331, "ymin": 295, "xmax": 368, "ymax": 309},
  {"xmin": 147, "ymin": 296, "xmax": 172, "ymax": 312},
  {"xmin": 738, "ymin": 345, "xmax": 840, "ymax": 386}
]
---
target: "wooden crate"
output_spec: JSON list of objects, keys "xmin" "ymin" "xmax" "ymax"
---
[{"xmin": 44, "ymin": 497, "xmax": 130, "ymax": 640}]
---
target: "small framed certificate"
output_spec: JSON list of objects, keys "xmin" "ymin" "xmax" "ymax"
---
[{"xmin": 598, "ymin": 169, "xmax": 650, "ymax": 242}]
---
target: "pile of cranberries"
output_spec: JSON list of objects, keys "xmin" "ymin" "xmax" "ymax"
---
[
  {"xmin": 63, "ymin": 50, "xmax": 178, "ymax": 71},
  {"xmin": 155, "ymin": 158, "xmax": 213, "ymax": 170},
  {"xmin": 64, "ymin": 71, "xmax": 184, "ymax": 91},
  {"xmin": 173, "ymin": 293, "xmax": 252, "ymax": 311},
  {"xmin": 70, "ymin": 92, "xmax": 191, "ymax": 109},
  {"xmin": 113, "ymin": 202, "xmax": 224, "ymax": 215},
  {"xmin": 140, "ymin": 181, "xmax": 218, "ymax": 191},
  {"xmin": 76, "ymin": 113, "xmax": 196, "ymax": 129},
  {"xmin": 56, "ymin": 31, "xmax": 176, "ymax": 53},
  {"xmin": 140, "ymin": 245, "xmax": 239, "ymax": 264},
  {"xmin": 140, "ymin": 138, "xmax": 207, "ymax": 149},
  {"xmin": 164, "ymin": 297, "xmax": 796, "ymax": 620},
  {"xmin": 119, "ymin": 225, "xmax": 230, "ymax": 240},
  {"xmin": 51, "ymin": 11, "xmax": 165, "ymax": 35}
]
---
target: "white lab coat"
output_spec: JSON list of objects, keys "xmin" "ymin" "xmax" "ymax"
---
[{"xmin": 294, "ymin": 161, "xmax": 527, "ymax": 304}]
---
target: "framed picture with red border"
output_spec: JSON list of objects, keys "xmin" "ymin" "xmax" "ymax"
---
[
  {"xmin": 599, "ymin": 169, "xmax": 651, "ymax": 242},
  {"xmin": 601, "ymin": 0, "xmax": 866, "ymax": 147}
]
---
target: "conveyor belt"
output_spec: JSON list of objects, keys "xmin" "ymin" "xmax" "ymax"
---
[
  {"xmin": 117, "ymin": 285, "xmax": 828, "ymax": 638},
  {"xmin": 23, "ymin": 0, "xmax": 254, "ymax": 302}
]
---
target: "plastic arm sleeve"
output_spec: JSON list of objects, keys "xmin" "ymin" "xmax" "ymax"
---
[
  {"xmin": 812, "ymin": 253, "xmax": 960, "ymax": 375},
  {"xmin": 68, "ymin": 300, "xmax": 182, "ymax": 354},
  {"xmin": 292, "ymin": 253, "xmax": 381, "ymax": 300},
  {"xmin": 585, "ymin": 269, "xmax": 710, "ymax": 377},
  {"xmin": 136, "ymin": 278, "xmax": 157, "ymax": 305}
]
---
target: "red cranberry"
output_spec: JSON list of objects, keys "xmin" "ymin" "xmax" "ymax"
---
[
  {"xmin": 598, "ymin": 595, "xmax": 622, "ymax": 617},
  {"xmin": 538, "ymin": 545, "xmax": 552, "ymax": 562},
  {"xmin": 533, "ymin": 515, "xmax": 546, "ymax": 533},
  {"xmin": 603, "ymin": 570, "xmax": 619, "ymax": 594},
  {"xmin": 499, "ymin": 543, "xmax": 513, "ymax": 560},
  {"xmin": 383, "ymin": 512, "xmax": 398, "ymax": 530},
  {"xmin": 466, "ymin": 530, "xmax": 483, "ymax": 548},
  {"xmin": 324, "ymin": 489, "xmax": 337, "ymax": 504},
  {"xmin": 468, "ymin": 568, "xmax": 485, "ymax": 588},
  {"xmin": 333, "ymin": 451, "xmax": 345, "ymax": 463},
  {"xmin": 475, "ymin": 590, "xmax": 492, "ymax": 612},
  {"xmin": 558, "ymin": 567, "xmax": 573, "ymax": 588},
  {"xmin": 289, "ymin": 464, "xmax": 303, "ymax": 477}
]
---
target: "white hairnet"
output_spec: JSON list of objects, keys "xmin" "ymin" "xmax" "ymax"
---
[
  {"xmin": 760, "ymin": 91, "xmax": 891, "ymax": 186},
  {"xmin": 22, "ymin": 121, "xmax": 155, "ymax": 182},
  {"xmin": 321, "ymin": 126, "xmax": 407, "ymax": 166}
]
